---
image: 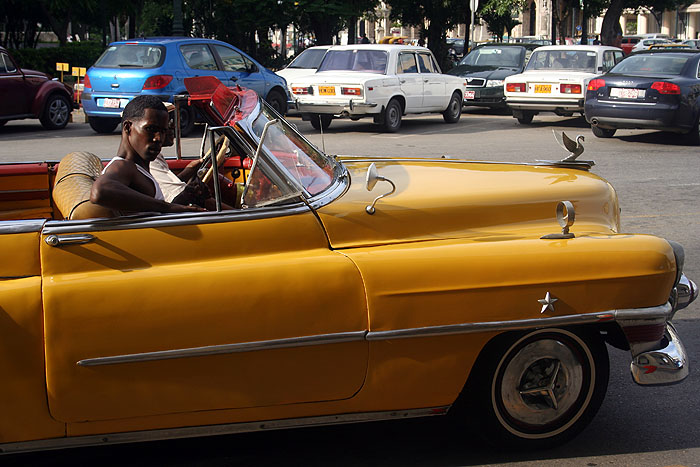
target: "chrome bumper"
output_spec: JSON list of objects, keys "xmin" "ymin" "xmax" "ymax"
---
[
  {"xmin": 631, "ymin": 323, "xmax": 688, "ymax": 385},
  {"xmin": 295, "ymin": 100, "xmax": 379, "ymax": 116}
]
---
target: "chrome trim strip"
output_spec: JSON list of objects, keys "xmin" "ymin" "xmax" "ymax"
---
[
  {"xmin": 0, "ymin": 406, "xmax": 449, "ymax": 455},
  {"xmin": 367, "ymin": 304, "xmax": 672, "ymax": 341},
  {"xmin": 0, "ymin": 219, "xmax": 46, "ymax": 234},
  {"xmin": 41, "ymin": 203, "xmax": 311, "ymax": 235},
  {"xmin": 77, "ymin": 304, "xmax": 672, "ymax": 367},
  {"xmin": 77, "ymin": 331, "xmax": 367, "ymax": 366},
  {"xmin": 597, "ymin": 99, "xmax": 656, "ymax": 106}
]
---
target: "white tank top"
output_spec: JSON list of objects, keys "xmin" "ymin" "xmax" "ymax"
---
[{"xmin": 103, "ymin": 156, "xmax": 165, "ymax": 201}]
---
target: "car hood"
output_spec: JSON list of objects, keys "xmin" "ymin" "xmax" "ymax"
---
[
  {"xmin": 448, "ymin": 65, "xmax": 520, "ymax": 80},
  {"xmin": 317, "ymin": 157, "xmax": 619, "ymax": 249}
]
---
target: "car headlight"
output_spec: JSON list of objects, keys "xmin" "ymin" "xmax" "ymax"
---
[{"xmin": 486, "ymin": 80, "xmax": 504, "ymax": 87}]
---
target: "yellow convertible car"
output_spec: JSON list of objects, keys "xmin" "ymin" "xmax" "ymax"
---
[{"xmin": 0, "ymin": 76, "xmax": 696, "ymax": 454}]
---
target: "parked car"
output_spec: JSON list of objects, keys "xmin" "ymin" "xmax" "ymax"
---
[
  {"xmin": 447, "ymin": 43, "xmax": 540, "ymax": 109},
  {"xmin": 682, "ymin": 39, "xmax": 700, "ymax": 49},
  {"xmin": 585, "ymin": 50, "xmax": 700, "ymax": 141},
  {"xmin": 82, "ymin": 37, "xmax": 290, "ymax": 135},
  {"xmin": 0, "ymin": 75, "xmax": 695, "ymax": 453},
  {"xmin": 446, "ymin": 37, "xmax": 466, "ymax": 56},
  {"xmin": 504, "ymin": 45, "xmax": 624, "ymax": 124},
  {"xmin": 276, "ymin": 46, "xmax": 331, "ymax": 115},
  {"xmin": 620, "ymin": 36, "xmax": 641, "ymax": 55},
  {"xmin": 630, "ymin": 38, "xmax": 673, "ymax": 53},
  {"xmin": 290, "ymin": 44, "xmax": 467, "ymax": 132},
  {"xmin": 0, "ymin": 46, "xmax": 74, "ymax": 130}
]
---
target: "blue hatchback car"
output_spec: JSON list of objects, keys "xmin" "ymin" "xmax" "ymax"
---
[{"xmin": 82, "ymin": 37, "xmax": 289, "ymax": 135}]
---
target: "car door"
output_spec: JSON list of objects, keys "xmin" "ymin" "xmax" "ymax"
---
[
  {"xmin": 397, "ymin": 52, "xmax": 423, "ymax": 111},
  {"xmin": 0, "ymin": 51, "xmax": 29, "ymax": 117},
  {"xmin": 40, "ymin": 207, "xmax": 368, "ymax": 423},
  {"xmin": 211, "ymin": 45, "xmax": 267, "ymax": 97},
  {"xmin": 417, "ymin": 52, "xmax": 447, "ymax": 109}
]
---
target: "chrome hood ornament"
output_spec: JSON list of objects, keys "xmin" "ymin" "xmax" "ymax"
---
[
  {"xmin": 541, "ymin": 201, "xmax": 576, "ymax": 239},
  {"xmin": 535, "ymin": 131, "xmax": 595, "ymax": 170}
]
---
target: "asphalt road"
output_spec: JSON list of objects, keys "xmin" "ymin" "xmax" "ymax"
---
[{"xmin": 1, "ymin": 109, "xmax": 699, "ymax": 466}]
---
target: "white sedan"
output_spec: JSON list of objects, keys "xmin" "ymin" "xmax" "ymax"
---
[
  {"xmin": 290, "ymin": 44, "xmax": 467, "ymax": 132},
  {"xmin": 504, "ymin": 45, "xmax": 624, "ymax": 124}
]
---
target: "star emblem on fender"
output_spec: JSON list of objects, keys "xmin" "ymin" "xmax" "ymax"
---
[{"xmin": 538, "ymin": 292, "xmax": 558, "ymax": 314}]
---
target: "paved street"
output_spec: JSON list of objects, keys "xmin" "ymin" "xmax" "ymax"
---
[{"xmin": 1, "ymin": 109, "xmax": 699, "ymax": 465}]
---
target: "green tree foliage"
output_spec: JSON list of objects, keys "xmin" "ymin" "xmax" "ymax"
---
[
  {"xmin": 387, "ymin": 0, "xmax": 468, "ymax": 71},
  {"xmin": 478, "ymin": 0, "xmax": 525, "ymax": 41},
  {"xmin": 600, "ymin": 0, "xmax": 693, "ymax": 45}
]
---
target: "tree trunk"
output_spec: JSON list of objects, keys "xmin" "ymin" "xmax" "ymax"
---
[
  {"xmin": 129, "ymin": 14, "xmax": 136, "ymax": 39},
  {"xmin": 280, "ymin": 24, "xmax": 287, "ymax": 60},
  {"xmin": 600, "ymin": 0, "xmax": 624, "ymax": 45},
  {"xmin": 348, "ymin": 16, "xmax": 357, "ymax": 44},
  {"xmin": 551, "ymin": 0, "xmax": 557, "ymax": 44},
  {"xmin": 464, "ymin": 2, "xmax": 471, "ymax": 52},
  {"xmin": 581, "ymin": 0, "xmax": 588, "ymax": 44},
  {"xmin": 427, "ymin": 24, "xmax": 449, "ymax": 72}
]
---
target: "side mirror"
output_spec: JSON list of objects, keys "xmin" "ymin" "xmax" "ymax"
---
[
  {"xmin": 365, "ymin": 162, "xmax": 396, "ymax": 214},
  {"xmin": 366, "ymin": 162, "xmax": 380, "ymax": 191}
]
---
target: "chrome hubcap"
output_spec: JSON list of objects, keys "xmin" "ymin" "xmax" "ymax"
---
[{"xmin": 498, "ymin": 338, "xmax": 584, "ymax": 427}]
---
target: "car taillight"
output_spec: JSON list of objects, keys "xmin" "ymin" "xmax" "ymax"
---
[
  {"xmin": 506, "ymin": 83, "xmax": 526, "ymax": 92},
  {"xmin": 587, "ymin": 79, "xmax": 605, "ymax": 91},
  {"xmin": 560, "ymin": 83, "xmax": 582, "ymax": 94},
  {"xmin": 292, "ymin": 86, "xmax": 313, "ymax": 95},
  {"xmin": 83, "ymin": 74, "xmax": 91, "ymax": 89},
  {"xmin": 142, "ymin": 75, "xmax": 173, "ymax": 90},
  {"xmin": 341, "ymin": 87, "xmax": 362, "ymax": 96},
  {"xmin": 651, "ymin": 81, "xmax": 680, "ymax": 94}
]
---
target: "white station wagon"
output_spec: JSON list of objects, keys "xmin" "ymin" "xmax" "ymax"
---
[
  {"xmin": 504, "ymin": 45, "xmax": 624, "ymax": 124},
  {"xmin": 290, "ymin": 44, "xmax": 467, "ymax": 132}
]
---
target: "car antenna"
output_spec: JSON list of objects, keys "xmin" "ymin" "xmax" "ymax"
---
[{"xmin": 318, "ymin": 114, "xmax": 326, "ymax": 154}]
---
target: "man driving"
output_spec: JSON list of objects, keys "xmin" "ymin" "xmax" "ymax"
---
[{"xmin": 90, "ymin": 95, "xmax": 205, "ymax": 214}]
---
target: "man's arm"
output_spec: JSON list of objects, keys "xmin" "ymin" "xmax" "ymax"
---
[
  {"xmin": 91, "ymin": 160, "xmax": 204, "ymax": 213},
  {"xmin": 177, "ymin": 158, "xmax": 203, "ymax": 182}
]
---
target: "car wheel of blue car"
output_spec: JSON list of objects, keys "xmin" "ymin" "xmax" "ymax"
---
[
  {"xmin": 467, "ymin": 327, "xmax": 609, "ymax": 449},
  {"xmin": 265, "ymin": 89, "xmax": 287, "ymax": 116},
  {"xmin": 88, "ymin": 117, "xmax": 121, "ymax": 134},
  {"xmin": 40, "ymin": 94, "xmax": 71, "ymax": 130},
  {"xmin": 178, "ymin": 105, "xmax": 195, "ymax": 137}
]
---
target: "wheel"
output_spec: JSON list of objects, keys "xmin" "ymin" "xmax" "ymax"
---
[
  {"xmin": 684, "ymin": 118, "xmax": 700, "ymax": 145},
  {"xmin": 265, "ymin": 89, "xmax": 287, "ymax": 116},
  {"xmin": 40, "ymin": 94, "xmax": 71, "ymax": 130},
  {"xmin": 516, "ymin": 111, "xmax": 534, "ymax": 124},
  {"xmin": 88, "ymin": 117, "xmax": 120, "ymax": 134},
  {"xmin": 310, "ymin": 114, "xmax": 332, "ymax": 131},
  {"xmin": 465, "ymin": 327, "xmax": 609, "ymax": 449},
  {"xmin": 382, "ymin": 99, "xmax": 402, "ymax": 132},
  {"xmin": 178, "ymin": 104, "xmax": 196, "ymax": 137},
  {"xmin": 591, "ymin": 126, "xmax": 616, "ymax": 138},
  {"xmin": 443, "ymin": 92, "xmax": 462, "ymax": 123}
]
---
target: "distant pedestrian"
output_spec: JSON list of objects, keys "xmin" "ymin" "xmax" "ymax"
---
[
  {"xmin": 418, "ymin": 37, "xmax": 425, "ymax": 47},
  {"xmin": 360, "ymin": 34, "xmax": 370, "ymax": 44}
]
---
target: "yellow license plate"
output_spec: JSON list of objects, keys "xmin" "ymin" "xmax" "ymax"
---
[
  {"xmin": 534, "ymin": 84, "xmax": 551, "ymax": 93},
  {"xmin": 319, "ymin": 86, "xmax": 335, "ymax": 95}
]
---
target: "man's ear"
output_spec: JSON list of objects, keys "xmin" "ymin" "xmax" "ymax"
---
[{"xmin": 123, "ymin": 120, "xmax": 132, "ymax": 133}]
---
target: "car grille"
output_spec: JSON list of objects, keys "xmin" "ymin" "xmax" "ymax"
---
[{"xmin": 466, "ymin": 78, "xmax": 486, "ymax": 87}]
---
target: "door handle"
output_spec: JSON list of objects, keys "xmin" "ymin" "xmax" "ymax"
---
[
  {"xmin": 424, "ymin": 79, "xmax": 429, "ymax": 83},
  {"xmin": 45, "ymin": 234, "xmax": 96, "ymax": 247}
]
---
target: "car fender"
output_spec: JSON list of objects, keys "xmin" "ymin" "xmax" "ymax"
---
[{"xmin": 30, "ymin": 80, "xmax": 72, "ymax": 117}]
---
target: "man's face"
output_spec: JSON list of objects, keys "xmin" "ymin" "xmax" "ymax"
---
[{"xmin": 125, "ymin": 108, "xmax": 169, "ymax": 162}]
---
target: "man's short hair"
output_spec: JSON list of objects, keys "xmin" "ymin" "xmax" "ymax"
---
[{"xmin": 122, "ymin": 95, "xmax": 167, "ymax": 124}]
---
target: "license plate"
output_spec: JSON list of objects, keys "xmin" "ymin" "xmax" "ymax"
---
[
  {"xmin": 534, "ymin": 84, "xmax": 551, "ymax": 93},
  {"xmin": 465, "ymin": 90, "xmax": 475, "ymax": 100},
  {"xmin": 319, "ymin": 86, "xmax": 335, "ymax": 96},
  {"xmin": 610, "ymin": 87, "xmax": 645, "ymax": 99},
  {"xmin": 102, "ymin": 98, "xmax": 123, "ymax": 108}
]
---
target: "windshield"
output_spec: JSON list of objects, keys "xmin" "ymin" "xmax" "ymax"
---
[
  {"xmin": 241, "ymin": 103, "xmax": 336, "ymax": 208},
  {"xmin": 611, "ymin": 54, "xmax": 689, "ymax": 75},
  {"xmin": 526, "ymin": 50, "xmax": 597, "ymax": 72},
  {"xmin": 288, "ymin": 48, "xmax": 328, "ymax": 69},
  {"xmin": 94, "ymin": 44, "xmax": 165, "ymax": 68},
  {"xmin": 459, "ymin": 46, "xmax": 523, "ymax": 67},
  {"xmin": 317, "ymin": 49, "xmax": 388, "ymax": 74}
]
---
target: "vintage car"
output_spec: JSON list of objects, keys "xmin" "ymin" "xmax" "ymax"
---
[
  {"xmin": 289, "ymin": 44, "xmax": 466, "ymax": 132},
  {"xmin": 0, "ymin": 76, "xmax": 696, "ymax": 454},
  {"xmin": 504, "ymin": 45, "xmax": 624, "ymax": 124},
  {"xmin": 0, "ymin": 46, "xmax": 74, "ymax": 130}
]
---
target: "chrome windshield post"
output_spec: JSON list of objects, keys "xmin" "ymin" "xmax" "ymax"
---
[{"xmin": 207, "ymin": 125, "xmax": 228, "ymax": 212}]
